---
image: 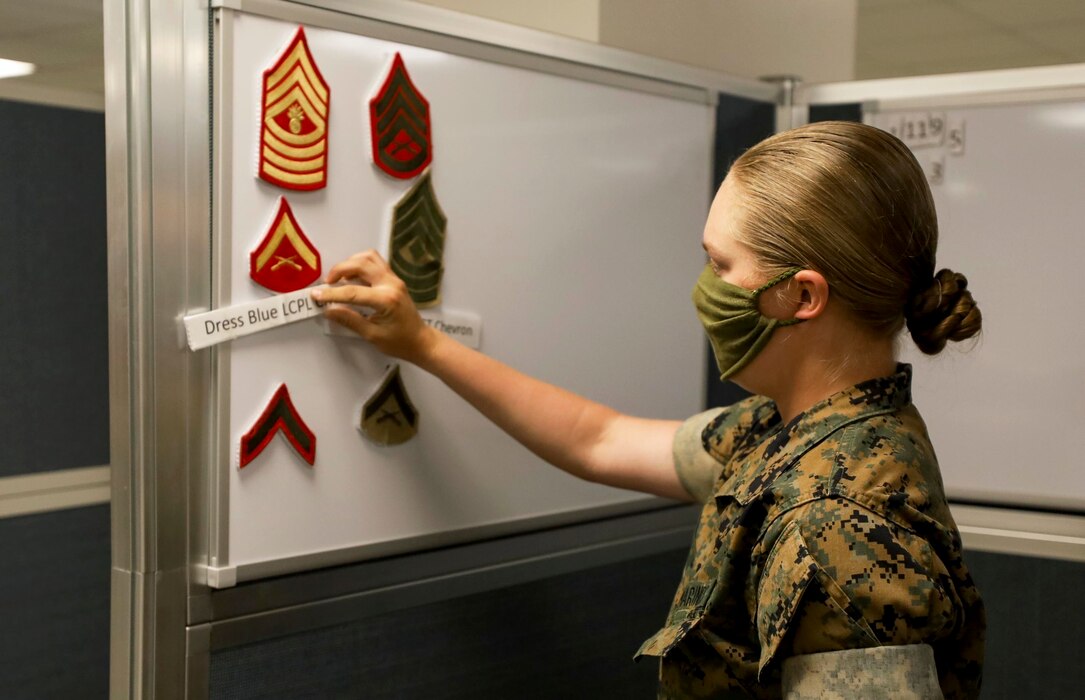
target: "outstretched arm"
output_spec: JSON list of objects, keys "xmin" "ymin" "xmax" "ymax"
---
[{"xmin": 312, "ymin": 250, "xmax": 693, "ymax": 501}]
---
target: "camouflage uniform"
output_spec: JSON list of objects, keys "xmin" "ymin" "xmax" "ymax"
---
[{"xmin": 635, "ymin": 365, "xmax": 985, "ymax": 699}]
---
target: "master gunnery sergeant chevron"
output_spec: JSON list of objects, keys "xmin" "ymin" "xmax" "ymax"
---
[{"xmin": 313, "ymin": 121, "xmax": 986, "ymax": 698}]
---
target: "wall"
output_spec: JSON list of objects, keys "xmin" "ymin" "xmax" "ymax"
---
[
  {"xmin": 410, "ymin": 0, "xmax": 858, "ymax": 83},
  {"xmin": 410, "ymin": 0, "xmax": 601, "ymax": 42},
  {"xmin": 599, "ymin": 0, "xmax": 856, "ymax": 83}
]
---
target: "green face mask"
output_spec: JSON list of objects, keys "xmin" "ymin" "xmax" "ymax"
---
[{"xmin": 692, "ymin": 265, "xmax": 804, "ymax": 381}]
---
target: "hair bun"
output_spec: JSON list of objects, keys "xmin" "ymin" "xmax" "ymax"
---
[{"xmin": 905, "ymin": 269, "xmax": 982, "ymax": 355}]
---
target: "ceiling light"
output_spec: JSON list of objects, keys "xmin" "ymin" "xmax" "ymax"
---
[{"xmin": 0, "ymin": 58, "xmax": 36, "ymax": 80}]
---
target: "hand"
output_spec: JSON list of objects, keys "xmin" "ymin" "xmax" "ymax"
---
[{"xmin": 311, "ymin": 250, "xmax": 439, "ymax": 364}]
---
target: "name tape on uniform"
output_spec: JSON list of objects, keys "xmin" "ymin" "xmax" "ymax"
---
[
  {"xmin": 183, "ymin": 288, "xmax": 326, "ymax": 350},
  {"xmin": 322, "ymin": 308, "xmax": 482, "ymax": 350}
]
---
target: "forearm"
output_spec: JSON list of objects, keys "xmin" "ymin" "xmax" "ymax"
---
[{"xmin": 415, "ymin": 328, "xmax": 623, "ymax": 482}]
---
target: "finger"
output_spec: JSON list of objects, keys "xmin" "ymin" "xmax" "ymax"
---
[
  {"xmin": 312, "ymin": 283, "xmax": 386, "ymax": 312},
  {"xmin": 323, "ymin": 304, "xmax": 375, "ymax": 339},
  {"xmin": 326, "ymin": 250, "xmax": 391, "ymax": 285}
]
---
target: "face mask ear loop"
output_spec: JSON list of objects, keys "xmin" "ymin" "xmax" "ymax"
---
[
  {"xmin": 753, "ymin": 267, "xmax": 806, "ymax": 326},
  {"xmin": 752, "ymin": 267, "xmax": 805, "ymax": 295}
]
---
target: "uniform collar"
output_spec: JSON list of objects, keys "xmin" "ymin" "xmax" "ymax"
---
[{"xmin": 717, "ymin": 364, "xmax": 914, "ymax": 505}]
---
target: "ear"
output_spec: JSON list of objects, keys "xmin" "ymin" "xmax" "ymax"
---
[{"xmin": 792, "ymin": 270, "xmax": 829, "ymax": 321}]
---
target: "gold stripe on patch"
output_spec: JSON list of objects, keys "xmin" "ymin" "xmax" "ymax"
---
[
  {"xmin": 261, "ymin": 145, "xmax": 325, "ymax": 173},
  {"xmin": 265, "ymin": 41, "xmax": 329, "ymax": 104},
  {"xmin": 260, "ymin": 162, "xmax": 326, "ymax": 186},
  {"xmin": 263, "ymin": 131, "xmax": 326, "ymax": 160}
]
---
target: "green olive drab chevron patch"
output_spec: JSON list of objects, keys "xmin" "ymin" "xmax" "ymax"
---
[
  {"xmin": 359, "ymin": 365, "xmax": 419, "ymax": 446},
  {"xmin": 388, "ymin": 171, "xmax": 446, "ymax": 308}
]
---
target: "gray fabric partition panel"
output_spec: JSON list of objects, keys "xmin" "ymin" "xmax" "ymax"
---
[
  {"xmin": 209, "ymin": 548, "xmax": 689, "ymax": 699},
  {"xmin": 0, "ymin": 99, "xmax": 109, "ymax": 477},
  {"xmin": 0, "ymin": 504, "xmax": 110, "ymax": 699},
  {"xmin": 705, "ymin": 92, "xmax": 776, "ymax": 410},
  {"xmin": 964, "ymin": 550, "xmax": 1085, "ymax": 698}
]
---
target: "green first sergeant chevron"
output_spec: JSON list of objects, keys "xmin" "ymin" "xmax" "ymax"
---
[{"xmin": 389, "ymin": 170, "xmax": 447, "ymax": 308}]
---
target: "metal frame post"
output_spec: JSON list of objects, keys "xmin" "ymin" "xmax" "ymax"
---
[{"xmin": 106, "ymin": 0, "xmax": 213, "ymax": 696}]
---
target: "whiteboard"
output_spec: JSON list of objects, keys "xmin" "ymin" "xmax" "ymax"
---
[
  {"xmin": 211, "ymin": 12, "xmax": 712, "ymax": 584},
  {"xmin": 869, "ymin": 100, "xmax": 1085, "ymax": 512}
]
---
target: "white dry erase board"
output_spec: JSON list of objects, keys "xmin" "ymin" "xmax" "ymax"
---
[
  {"xmin": 207, "ymin": 11, "xmax": 712, "ymax": 586},
  {"xmin": 867, "ymin": 98, "xmax": 1085, "ymax": 513}
]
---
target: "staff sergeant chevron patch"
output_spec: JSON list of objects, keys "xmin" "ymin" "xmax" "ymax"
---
[
  {"xmin": 389, "ymin": 171, "xmax": 446, "ymax": 308},
  {"xmin": 240, "ymin": 384, "xmax": 316, "ymax": 468},
  {"xmin": 259, "ymin": 26, "xmax": 330, "ymax": 191},
  {"xmin": 359, "ymin": 365, "xmax": 419, "ymax": 446},
  {"xmin": 250, "ymin": 197, "xmax": 322, "ymax": 293},
  {"xmin": 369, "ymin": 52, "xmax": 432, "ymax": 180}
]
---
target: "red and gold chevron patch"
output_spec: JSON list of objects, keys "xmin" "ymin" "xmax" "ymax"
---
[
  {"xmin": 259, "ymin": 26, "xmax": 330, "ymax": 191},
  {"xmin": 369, "ymin": 53, "xmax": 432, "ymax": 180},
  {"xmin": 250, "ymin": 197, "xmax": 321, "ymax": 293},
  {"xmin": 239, "ymin": 384, "xmax": 316, "ymax": 468}
]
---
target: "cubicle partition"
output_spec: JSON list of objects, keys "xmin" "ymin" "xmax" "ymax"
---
[{"xmin": 0, "ymin": 97, "xmax": 111, "ymax": 698}]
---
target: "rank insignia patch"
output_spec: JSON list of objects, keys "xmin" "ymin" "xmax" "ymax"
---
[
  {"xmin": 389, "ymin": 171, "xmax": 446, "ymax": 308},
  {"xmin": 259, "ymin": 26, "xmax": 330, "ymax": 191},
  {"xmin": 369, "ymin": 52, "xmax": 432, "ymax": 180},
  {"xmin": 250, "ymin": 197, "xmax": 322, "ymax": 293},
  {"xmin": 240, "ymin": 384, "xmax": 316, "ymax": 468},
  {"xmin": 359, "ymin": 365, "xmax": 419, "ymax": 446}
]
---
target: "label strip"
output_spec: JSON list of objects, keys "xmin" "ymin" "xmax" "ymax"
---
[
  {"xmin": 321, "ymin": 308, "xmax": 482, "ymax": 350},
  {"xmin": 183, "ymin": 288, "xmax": 325, "ymax": 350}
]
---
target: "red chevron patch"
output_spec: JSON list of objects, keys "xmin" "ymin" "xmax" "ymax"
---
[
  {"xmin": 258, "ymin": 26, "xmax": 331, "ymax": 191},
  {"xmin": 250, "ymin": 197, "xmax": 322, "ymax": 293},
  {"xmin": 239, "ymin": 384, "xmax": 316, "ymax": 468},
  {"xmin": 369, "ymin": 52, "xmax": 432, "ymax": 180}
]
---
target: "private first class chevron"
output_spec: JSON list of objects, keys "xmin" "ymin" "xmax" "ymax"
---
[{"xmin": 259, "ymin": 26, "xmax": 331, "ymax": 191}]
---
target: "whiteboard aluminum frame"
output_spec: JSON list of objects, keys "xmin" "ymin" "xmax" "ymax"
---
[
  {"xmin": 212, "ymin": 0, "xmax": 779, "ymax": 105},
  {"xmin": 799, "ymin": 62, "xmax": 1085, "ymax": 110}
]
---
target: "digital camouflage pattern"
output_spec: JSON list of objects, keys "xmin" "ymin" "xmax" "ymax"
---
[
  {"xmin": 781, "ymin": 644, "xmax": 942, "ymax": 699},
  {"xmin": 635, "ymin": 365, "xmax": 984, "ymax": 699}
]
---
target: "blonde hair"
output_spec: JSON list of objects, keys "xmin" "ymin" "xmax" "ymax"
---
[{"xmin": 728, "ymin": 120, "xmax": 980, "ymax": 355}]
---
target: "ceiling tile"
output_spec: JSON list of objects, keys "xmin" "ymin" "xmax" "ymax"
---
[
  {"xmin": 949, "ymin": 0, "xmax": 1085, "ymax": 28},
  {"xmin": 863, "ymin": 29, "xmax": 1045, "ymax": 66},
  {"xmin": 1016, "ymin": 20, "xmax": 1085, "ymax": 61},
  {"xmin": 0, "ymin": 25, "xmax": 101, "ymax": 66},
  {"xmin": 858, "ymin": 0, "xmax": 990, "ymax": 45},
  {"xmin": 0, "ymin": 1, "xmax": 98, "ymax": 40},
  {"xmin": 5, "ymin": 62, "xmax": 104, "ymax": 95}
]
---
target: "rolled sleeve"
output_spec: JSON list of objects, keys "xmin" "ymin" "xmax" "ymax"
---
[
  {"xmin": 672, "ymin": 408, "xmax": 726, "ymax": 504},
  {"xmin": 782, "ymin": 645, "xmax": 943, "ymax": 699}
]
